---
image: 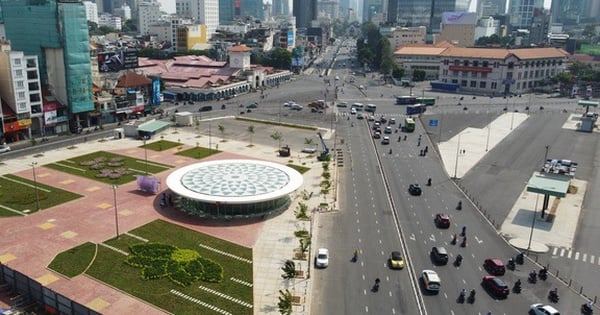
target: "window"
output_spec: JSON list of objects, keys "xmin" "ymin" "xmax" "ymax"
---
[
  {"xmin": 443, "ymin": 70, "xmax": 448, "ymax": 75},
  {"xmin": 13, "ymin": 58, "xmax": 21, "ymax": 66},
  {"xmin": 480, "ymin": 81, "xmax": 487, "ymax": 88},
  {"xmin": 463, "ymin": 60, "xmax": 469, "ymax": 66},
  {"xmin": 16, "ymin": 81, "xmax": 24, "ymax": 88},
  {"xmin": 470, "ymin": 81, "xmax": 477, "ymax": 88},
  {"xmin": 443, "ymin": 59, "xmax": 449, "ymax": 65},
  {"xmin": 454, "ymin": 59, "xmax": 460, "ymax": 66},
  {"xmin": 535, "ymin": 70, "xmax": 539, "ymax": 77},
  {"xmin": 461, "ymin": 80, "xmax": 468, "ymax": 87},
  {"xmin": 546, "ymin": 69, "xmax": 549, "ymax": 76},
  {"xmin": 481, "ymin": 73, "xmax": 487, "ymax": 79},
  {"xmin": 15, "ymin": 69, "xmax": 23, "ymax": 78},
  {"xmin": 17, "ymin": 91, "xmax": 26, "ymax": 100},
  {"xmin": 452, "ymin": 79, "xmax": 458, "ymax": 84},
  {"xmin": 508, "ymin": 62, "xmax": 514, "ymax": 69},
  {"xmin": 453, "ymin": 71, "xmax": 458, "ymax": 76},
  {"xmin": 473, "ymin": 60, "xmax": 479, "ymax": 67},
  {"xmin": 462, "ymin": 72, "xmax": 468, "ymax": 77},
  {"xmin": 518, "ymin": 73, "xmax": 522, "ymax": 80},
  {"xmin": 471, "ymin": 72, "xmax": 478, "ymax": 78},
  {"xmin": 493, "ymin": 62, "xmax": 499, "ymax": 68},
  {"xmin": 482, "ymin": 61, "xmax": 489, "ymax": 67},
  {"xmin": 491, "ymin": 82, "xmax": 497, "ymax": 89}
]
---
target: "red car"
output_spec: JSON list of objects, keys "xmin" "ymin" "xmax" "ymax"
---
[
  {"xmin": 484, "ymin": 258, "xmax": 506, "ymax": 276},
  {"xmin": 434, "ymin": 213, "xmax": 450, "ymax": 228},
  {"xmin": 482, "ymin": 276, "xmax": 509, "ymax": 298}
]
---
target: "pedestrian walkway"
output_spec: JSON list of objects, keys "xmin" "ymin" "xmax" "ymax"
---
[
  {"xmin": 437, "ymin": 112, "xmax": 588, "ymax": 253},
  {"xmin": 0, "ymin": 124, "xmax": 332, "ymax": 314}
]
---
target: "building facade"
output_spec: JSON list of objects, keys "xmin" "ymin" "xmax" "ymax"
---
[
  {"xmin": 138, "ymin": 1, "xmax": 162, "ymax": 35},
  {"xmin": 508, "ymin": 0, "xmax": 544, "ymax": 30},
  {"xmin": 1, "ymin": 0, "xmax": 94, "ymax": 135},
  {"xmin": 272, "ymin": 0, "xmax": 290, "ymax": 16},
  {"xmin": 293, "ymin": 0, "xmax": 317, "ymax": 29},
  {"xmin": 437, "ymin": 12, "xmax": 477, "ymax": 47},
  {"xmin": 175, "ymin": 0, "xmax": 219, "ymax": 39},
  {"xmin": 394, "ymin": 44, "xmax": 450, "ymax": 80},
  {"xmin": 477, "ymin": 0, "xmax": 507, "ymax": 17},
  {"xmin": 397, "ymin": 0, "xmax": 469, "ymax": 33},
  {"xmin": 384, "ymin": 26, "xmax": 427, "ymax": 50},
  {"xmin": 438, "ymin": 47, "xmax": 569, "ymax": 95},
  {"xmin": 387, "ymin": 0, "xmax": 399, "ymax": 24},
  {"xmin": 83, "ymin": 1, "xmax": 99, "ymax": 24}
]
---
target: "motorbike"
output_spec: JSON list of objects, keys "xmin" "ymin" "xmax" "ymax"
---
[
  {"xmin": 528, "ymin": 271, "xmax": 537, "ymax": 283},
  {"xmin": 467, "ymin": 289, "xmax": 476, "ymax": 303},
  {"xmin": 548, "ymin": 289, "xmax": 559, "ymax": 303},
  {"xmin": 513, "ymin": 280, "xmax": 522, "ymax": 293},
  {"xmin": 581, "ymin": 303, "xmax": 594, "ymax": 315},
  {"xmin": 427, "ymin": 178, "xmax": 432, "ymax": 186},
  {"xmin": 539, "ymin": 268, "xmax": 548, "ymax": 281},
  {"xmin": 452, "ymin": 234, "xmax": 458, "ymax": 245},
  {"xmin": 455, "ymin": 254, "xmax": 463, "ymax": 266},
  {"xmin": 373, "ymin": 278, "xmax": 380, "ymax": 292},
  {"xmin": 456, "ymin": 201, "xmax": 462, "ymax": 210},
  {"xmin": 507, "ymin": 258, "xmax": 515, "ymax": 270},
  {"xmin": 460, "ymin": 237, "xmax": 467, "ymax": 247},
  {"xmin": 458, "ymin": 290, "xmax": 466, "ymax": 303},
  {"xmin": 516, "ymin": 252, "xmax": 524, "ymax": 265}
]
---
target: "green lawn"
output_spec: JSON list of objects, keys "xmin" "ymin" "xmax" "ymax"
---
[
  {"xmin": 0, "ymin": 174, "xmax": 83, "ymax": 217},
  {"xmin": 235, "ymin": 116, "xmax": 318, "ymax": 130},
  {"xmin": 48, "ymin": 242, "xmax": 96, "ymax": 278},
  {"xmin": 79, "ymin": 220, "xmax": 253, "ymax": 315},
  {"xmin": 43, "ymin": 151, "xmax": 172, "ymax": 185},
  {"xmin": 141, "ymin": 140, "xmax": 182, "ymax": 151},
  {"xmin": 286, "ymin": 164, "xmax": 310, "ymax": 174},
  {"xmin": 176, "ymin": 146, "xmax": 222, "ymax": 159}
]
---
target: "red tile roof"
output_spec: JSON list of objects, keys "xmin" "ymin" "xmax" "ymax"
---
[
  {"xmin": 116, "ymin": 71, "xmax": 152, "ymax": 88},
  {"xmin": 228, "ymin": 44, "xmax": 252, "ymax": 52}
]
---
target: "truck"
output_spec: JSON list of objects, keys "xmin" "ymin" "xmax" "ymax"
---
[
  {"xmin": 317, "ymin": 132, "xmax": 330, "ymax": 161},
  {"xmin": 403, "ymin": 118, "xmax": 416, "ymax": 132}
]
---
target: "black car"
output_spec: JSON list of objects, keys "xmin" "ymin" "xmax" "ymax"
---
[
  {"xmin": 408, "ymin": 184, "xmax": 422, "ymax": 196},
  {"xmin": 199, "ymin": 105, "xmax": 213, "ymax": 112},
  {"xmin": 430, "ymin": 246, "xmax": 449, "ymax": 265}
]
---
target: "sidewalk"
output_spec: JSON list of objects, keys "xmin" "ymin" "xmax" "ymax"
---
[
  {"xmin": 437, "ymin": 112, "xmax": 587, "ymax": 253},
  {"xmin": 0, "ymin": 123, "xmax": 332, "ymax": 315}
]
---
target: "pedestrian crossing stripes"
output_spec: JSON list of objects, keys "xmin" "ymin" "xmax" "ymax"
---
[
  {"xmin": 197, "ymin": 285, "xmax": 253, "ymax": 308},
  {"xmin": 170, "ymin": 289, "xmax": 233, "ymax": 315},
  {"xmin": 551, "ymin": 247, "xmax": 600, "ymax": 265},
  {"xmin": 198, "ymin": 243, "xmax": 253, "ymax": 264}
]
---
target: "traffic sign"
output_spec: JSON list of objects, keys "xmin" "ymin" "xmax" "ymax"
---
[{"xmin": 429, "ymin": 119, "xmax": 439, "ymax": 126}]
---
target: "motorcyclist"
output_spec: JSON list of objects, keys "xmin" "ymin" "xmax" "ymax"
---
[
  {"xmin": 374, "ymin": 278, "xmax": 381, "ymax": 291},
  {"xmin": 540, "ymin": 266, "xmax": 548, "ymax": 279},
  {"xmin": 457, "ymin": 200, "xmax": 462, "ymax": 210},
  {"xmin": 389, "ymin": 148, "xmax": 392, "ymax": 154},
  {"xmin": 508, "ymin": 257, "xmax": 515, "ymax": 269},
  {"xmin": 529, "ymin": 270, "xmax": 537, "ymax": 282},
  {"xmin": 460, "ymin": 288, "xmax": 466, "ymax": 298},
  {"xmin": 461, "ymin": 226, "xmax": 466, "ymax": 236},
  {"xmin": 427, "ymin": 178, "xmax": 432, "ymax": 186},
  {"xmin": 353, "ymin": 249, "xmax": 359, "ymax": 261},
  {"xmin": 452, "ymin": 233, "xmax": 458, "ymax": 244},
  {"xmin": 461, "ymin": 236, "xmax": 467, "ymax": 247},
  {"xmin": 469, "ymin": 289, "xmax": 476, "ymax": 299},
  {"xmin": 456, "ymin": 254, "xmax": 463, "ymax": 263}
]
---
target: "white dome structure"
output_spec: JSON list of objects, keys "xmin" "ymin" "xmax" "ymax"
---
[{"xmin": 166, "ymin": 159, "xmax": 304, "ymax": 219}]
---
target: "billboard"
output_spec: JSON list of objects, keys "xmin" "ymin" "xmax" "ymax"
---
[
  {"xmin": 442, "ymin": 12, "xmax": 477, "ymax": 25},
  {"xmin": 98, "ymin": 49, "xmax": 139, "ymax": 72},
  {"xmin": 287, "ymin": 31, "xmax": 294, "ymax": 46},
  {"xmin": 152, "ymin": 78, "xmax": 161, "ymax": 105}
]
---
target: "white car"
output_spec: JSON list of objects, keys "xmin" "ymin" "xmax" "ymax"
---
[
  {"xmin": 0, "ymin": 144, "xmax": 10, "ymax": 153},
  {"xmin": 290, "ymin": 103, "xmax": 303, "ymax": 110},
  {"xmin": 529, "ymin": 303, "xmax": 560, "ymax": 315},
  {"xmin": 315, "ymin": 248, "xmax": 329, "ymax": 268},
  {"xmin": 421, "ymin": 270, "xmax": 441, "ymax": 292},
  {"xmin": 301, "ymin": 147, "xmax": 317, "ymax": 154},
  {"xmin": 337, "ymin": 101, "xmax": 348, "ymax": 107},
  {"xmin": 350, "ymin": 108, "xmax": 357, "ymax": 115},
  {"xmin": 382, "ymin": 136, "xmax": 390, "ymax": 144}
]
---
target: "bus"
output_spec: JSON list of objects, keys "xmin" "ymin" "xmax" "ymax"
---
[
  {"xmin": 406, "ymin": 104, "xmax": 427, "ymax": 115},
  {"xmin": 365, "ymin": 104, "xmax": 377, "ymax": 112},
  {"xmin": 416, "ymin": 97, "xmax": 436, "ymax": 106},
  {"xmin": 351, "ymin": 103, "xmax": 364, "ymax": 111},
  {"xmin": 396, "ymin": 96, "xmax": 418, "ymax": 105},
  {"xmin": 403, "ymin": 118, "xmax": 416, "ymax": 132}
]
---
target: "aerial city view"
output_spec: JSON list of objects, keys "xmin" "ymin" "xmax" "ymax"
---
[{"xmin": 1, "ymin": 0, "xmax": 600, "ymax": 314}]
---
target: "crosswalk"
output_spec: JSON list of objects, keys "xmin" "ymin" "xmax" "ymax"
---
[{"xmin": 551, "ymin": 247, "xmax": 600, "ymax": 266}]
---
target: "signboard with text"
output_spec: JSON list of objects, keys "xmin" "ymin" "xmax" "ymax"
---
[{"xmin": 98, "ymin": 49, "xmax": 139, "ymax": 72}]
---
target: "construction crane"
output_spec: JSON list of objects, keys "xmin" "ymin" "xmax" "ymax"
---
[{"xmin": 317, "ymin": 132, "xmax": 330, "ymax": 161}]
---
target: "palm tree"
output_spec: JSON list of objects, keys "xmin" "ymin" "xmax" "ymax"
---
[
  {"xmin": 278, "ymin": 289, "xmax": 293, "ymax": 315},
  {"xmin": 218, "ymin": 124, "xmax": 225, "ymax": 141},
  {"xmin": 271, "ymin": 131, "xmax": 283, "ymax": 148},
  {"xmin": 247, "ymin": 125, "xmax": 255, "ymax": 145},
  {"xmin": 281, "ymin": 260, "xmax": 296, "ymax": 280}
]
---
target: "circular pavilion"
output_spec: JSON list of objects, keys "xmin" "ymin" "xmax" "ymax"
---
[{"xmin": 166, "ymin": 159, "xmax": 304, "ymax": 219}]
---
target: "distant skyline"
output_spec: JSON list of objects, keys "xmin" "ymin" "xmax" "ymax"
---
[{"xmin": 156, "ymin": 0, "xmax": 551, "ymax": 17}]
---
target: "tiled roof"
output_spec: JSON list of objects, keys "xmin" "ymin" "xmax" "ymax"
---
[
  {"xmin": 228, "ymin": 44, "xmax": 252, "ymax": 52},
  {"xmin": 394, "ymin": 46, "xmax": 450, "ymax": 56},
  {"xmin": 440, "ymin": 47, "xmax": 570, "ymax": 59},
  {"xmin": 116, "ymin": 71, "xmax": 152, "ymax": 88}
]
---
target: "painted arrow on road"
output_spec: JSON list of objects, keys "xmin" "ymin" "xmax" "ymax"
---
[
  {"xmin": 474, "ymin": 236, "xmax": 483, "ymax": 244},
  {"xmin": 409, "ymin": 233, "xmax": 416, "ymax": 241},
  {"xmin": 429, "ymin": 235, "xmax": 436, "ymax": 242}
]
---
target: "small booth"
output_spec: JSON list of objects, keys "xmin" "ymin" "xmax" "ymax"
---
[
  {"xmin": 113, "ymin": 128, "xmax": 125, "ymax": 139},
  {"xmin": 577, "ymin": 100, "xmax": 598, "ymax": 132},
  {"xmin": 175, "ymin": 111, "xmax": 194, "ymax": 127}
]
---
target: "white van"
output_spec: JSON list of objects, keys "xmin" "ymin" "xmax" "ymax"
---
[
  {"xmin": 351, "ymin": 103, "xmax": 364, "ymax": 111},
  {"xmin": 350, "ymin": 108, "xmax": 357, "ymax": 115}
]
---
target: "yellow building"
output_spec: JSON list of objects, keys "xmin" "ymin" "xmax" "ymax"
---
[{"xmin": 176, "ymin": 24, "xmax": 207, "ymax": 52}]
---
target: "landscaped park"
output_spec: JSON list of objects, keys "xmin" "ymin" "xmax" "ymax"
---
[{"xmin": 48, "ymin": 220, "xmax": 254, "ymax": 315}]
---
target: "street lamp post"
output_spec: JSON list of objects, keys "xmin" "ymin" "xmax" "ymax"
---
[
  {"xmin": 453, "ymin": 133, "xmax": 462, "ymax": 179},
  {"xmin": 31, "ymin": 162, "xmax": 40, "ymax": 211},
  {"xmin": 485, "ymin": 125, "xmax": 491, "ymax": 152},
  {"xmin": 143, "ymin": 139, "xmax": 148, "ymax": 175},
  {"xmin": 526, "ymin": 193, "xmax": 540, "ymax": 255},
  {"xmin": 112, "ymin": 184, "xmax": 120, "ymax": 238}
]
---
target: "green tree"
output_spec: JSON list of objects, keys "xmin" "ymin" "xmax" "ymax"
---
[
  {"xmin": 218, "ymin": 124, "xmax": 225, "ymax": 140},
  {"xmin": 122, "ymin": 19, "xmax": 138, "ymax": 33},
  {"xmin": 583, "ymin": 24, "xmax": 597, "ymax": 40},
  {"xmin": 413, "ymin": 69, "xmax": 426, "ymax": 81},
  {"xmin": 247, "ymin": 125, "xmax": 255, "ymax": 145},
  {"xmin": 281, "ymin": 260, "xmax": 296, "ymax": 280},
  {"xmin": 278, "ymin": 289, "xmax": 293, "ymax": 315},
  {"xmin": 270, "ymin": 131, "xmax": 283, "ymax": 148}
]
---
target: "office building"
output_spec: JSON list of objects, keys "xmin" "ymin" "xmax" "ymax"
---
[
  {"xmin": 175, "ymin": 0, "xmax": 219, "ymax": 39},
  {"xmin": 550, "ymin": 0, "xmax": 591, "ymax": 25},
  {"xmin": 363, "ymin": 0, "xmax": 382, "ymax": 22},
  {"xmin": 508, "ymin": 0, "xmax": 544, "ymax": 30},
  {"xmin": 138, "ymin": 1, "xmax": 162, "ymax": 35},
  {"xmin": 233, "ymin": 0, "xmax": 264, "ymax": 20},
  {"xmin": 272, "ymin": 0, "xmax": 290, "ymax": 16},
  {"xmin": 318, "ymin": 0, "xmax": 340, "ymax": 19},
  {"xmin": 293, "ymin": 0, "xmax": 317, "ymax": 28},
  {"xmin": 219, "ymin": 0, "xmax": 234, "ymax": 24},
  {"xmin": 1, "ymin": 0, "xmax": 94, "ymax": 134},
  {"xmin": 398, "ymin": 0, "xmax": 469, "ymax": 33},
  {"xmin": 477, "ymin": 0, "xmax": 507, "ymax": 17},
  {"xmin": 387, "ymin": 0, "xmax": 399, "ymax": 24},
  {"xmin": 83, "ymin": 1, "xmax": 99, "ymax": 24}
]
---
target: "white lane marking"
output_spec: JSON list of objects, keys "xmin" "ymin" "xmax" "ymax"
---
[
  {"xmin": 552, "ymin": 247, "xmax": 557, "ymax": 255},
  {"xmin": 429, "ymin": 235, "xmax": 436, "ymax": 242},
  {"xmin": 575, "ymin": 252, "xmax": 580, "ymax": 260},
  {"xmin": 582, "ymin": 253, "xmax": 587, "ymax": 262},
  {"xmin": 590, "ymin": 255, "xmax": 595, "ymax": 264},
  {"xmin": 567, "ymin": 250, "xmax": 572, "ymax": 259},
  {"xmin": 560, "ymin": 248, "xmax": 565, "ymax": 256},
  {"xmin": 409, "ymin": 234, "xmax": 416, "ymax": 241},
  {"xmin": 475, "ymin": 236, "xmax": 483, "ymax": 244}
]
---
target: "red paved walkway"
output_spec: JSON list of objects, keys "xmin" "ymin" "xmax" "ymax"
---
[{"xmin": 0, "ymin": 145, "xmax": 265, "ymax": 314}]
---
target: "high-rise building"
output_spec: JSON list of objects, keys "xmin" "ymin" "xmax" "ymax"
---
[
  {"xmin": 272, "ymin": 0, "xmax": 290, "ymax": 16},
  {"xmin": 1, "ymin": 0, "xmax": 94, "ymax": 133},
  {"xmin": 550, "ymin": 0, "xmax": 591, "ymax": 25},
  {"xmin": 363, "ymin": 0, "xmax": 382, "ymax": 22},
  {"xmin": 398, "ymin": 0, "xmax": 469, "ymax": 33},
  {"xmin": 477, "ymin": 0, "xmax": 507, "ymax": 16},
  {"xmin": 387, "ymin": 0, "xmax": 399, "ymax": 24},
  {"xmin": 318, "ymin": 0, "xmax": 340, "ymax": 19},
  {"xmin": 234, "ymin": 0, "xmax": 264, "ymax": 20},
  {"xmin": 138, "ymin": 1, "xmax": 162, "ymax": 35},
  {"xmin": 508, "ymin": 0, "xmax": 544, "ymax": 30},
  {"xmin": 219, "ymin": 0, "xmax": 234, "ymax": 24},
  {"xmin": 83, "ymin": 1, "xmax": 99, "ymax": 24},
  {"xmin": 293, "ymin": 0, "xmax": 317, "ymax": 28},
  {"xmin": 175, "ymin": 0, "xmax": 219, "ymax": 39}
]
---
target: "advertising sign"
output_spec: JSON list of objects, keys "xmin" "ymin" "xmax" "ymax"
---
[
  {"xmin": 442, "ymin": 12, "xmax": 477, "ymax": 25},
  {"xmin": 98, "ymin": 49, "xmax": 139, "ymax": 72},
  {"xmin": 287, "ymin": 31, "xmax": 294, "ymax": 46},
  {"xmin": 152, "ymin": 78, "xmax": 161, "ymax": 105},
  {"xmin": 44, "ymin": 110, "xmax": 58, "ymax": 125}
]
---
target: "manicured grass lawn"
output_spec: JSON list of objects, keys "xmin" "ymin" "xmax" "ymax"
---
[
  {"xmin": 0, "ymin": 174, "xmax": 83, "ymax": 217},
  {"xmin": 176, "ymin": 146, "xmax": 222, "ymax": 159},
  {"xmin": 141, "ymin": 140, "xmax": 182, "ymax": 151},
  {"xmin": 44, "ymin": 151, "xmax": 172, "ymax": 185},
  {"xmin": 235, "ymin": 116, "xmax": 318, "ymax": 130},
  {"xmin": 48, "ymin": 242, "xmax": 96, "ymax": 278},
  {"xmin": 83, "ymin": 220, "xmax": 253, "ymax": 315},
  {"xmin": 286, "ymin": 164, "xmax": 310, "ymax": 174}
]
